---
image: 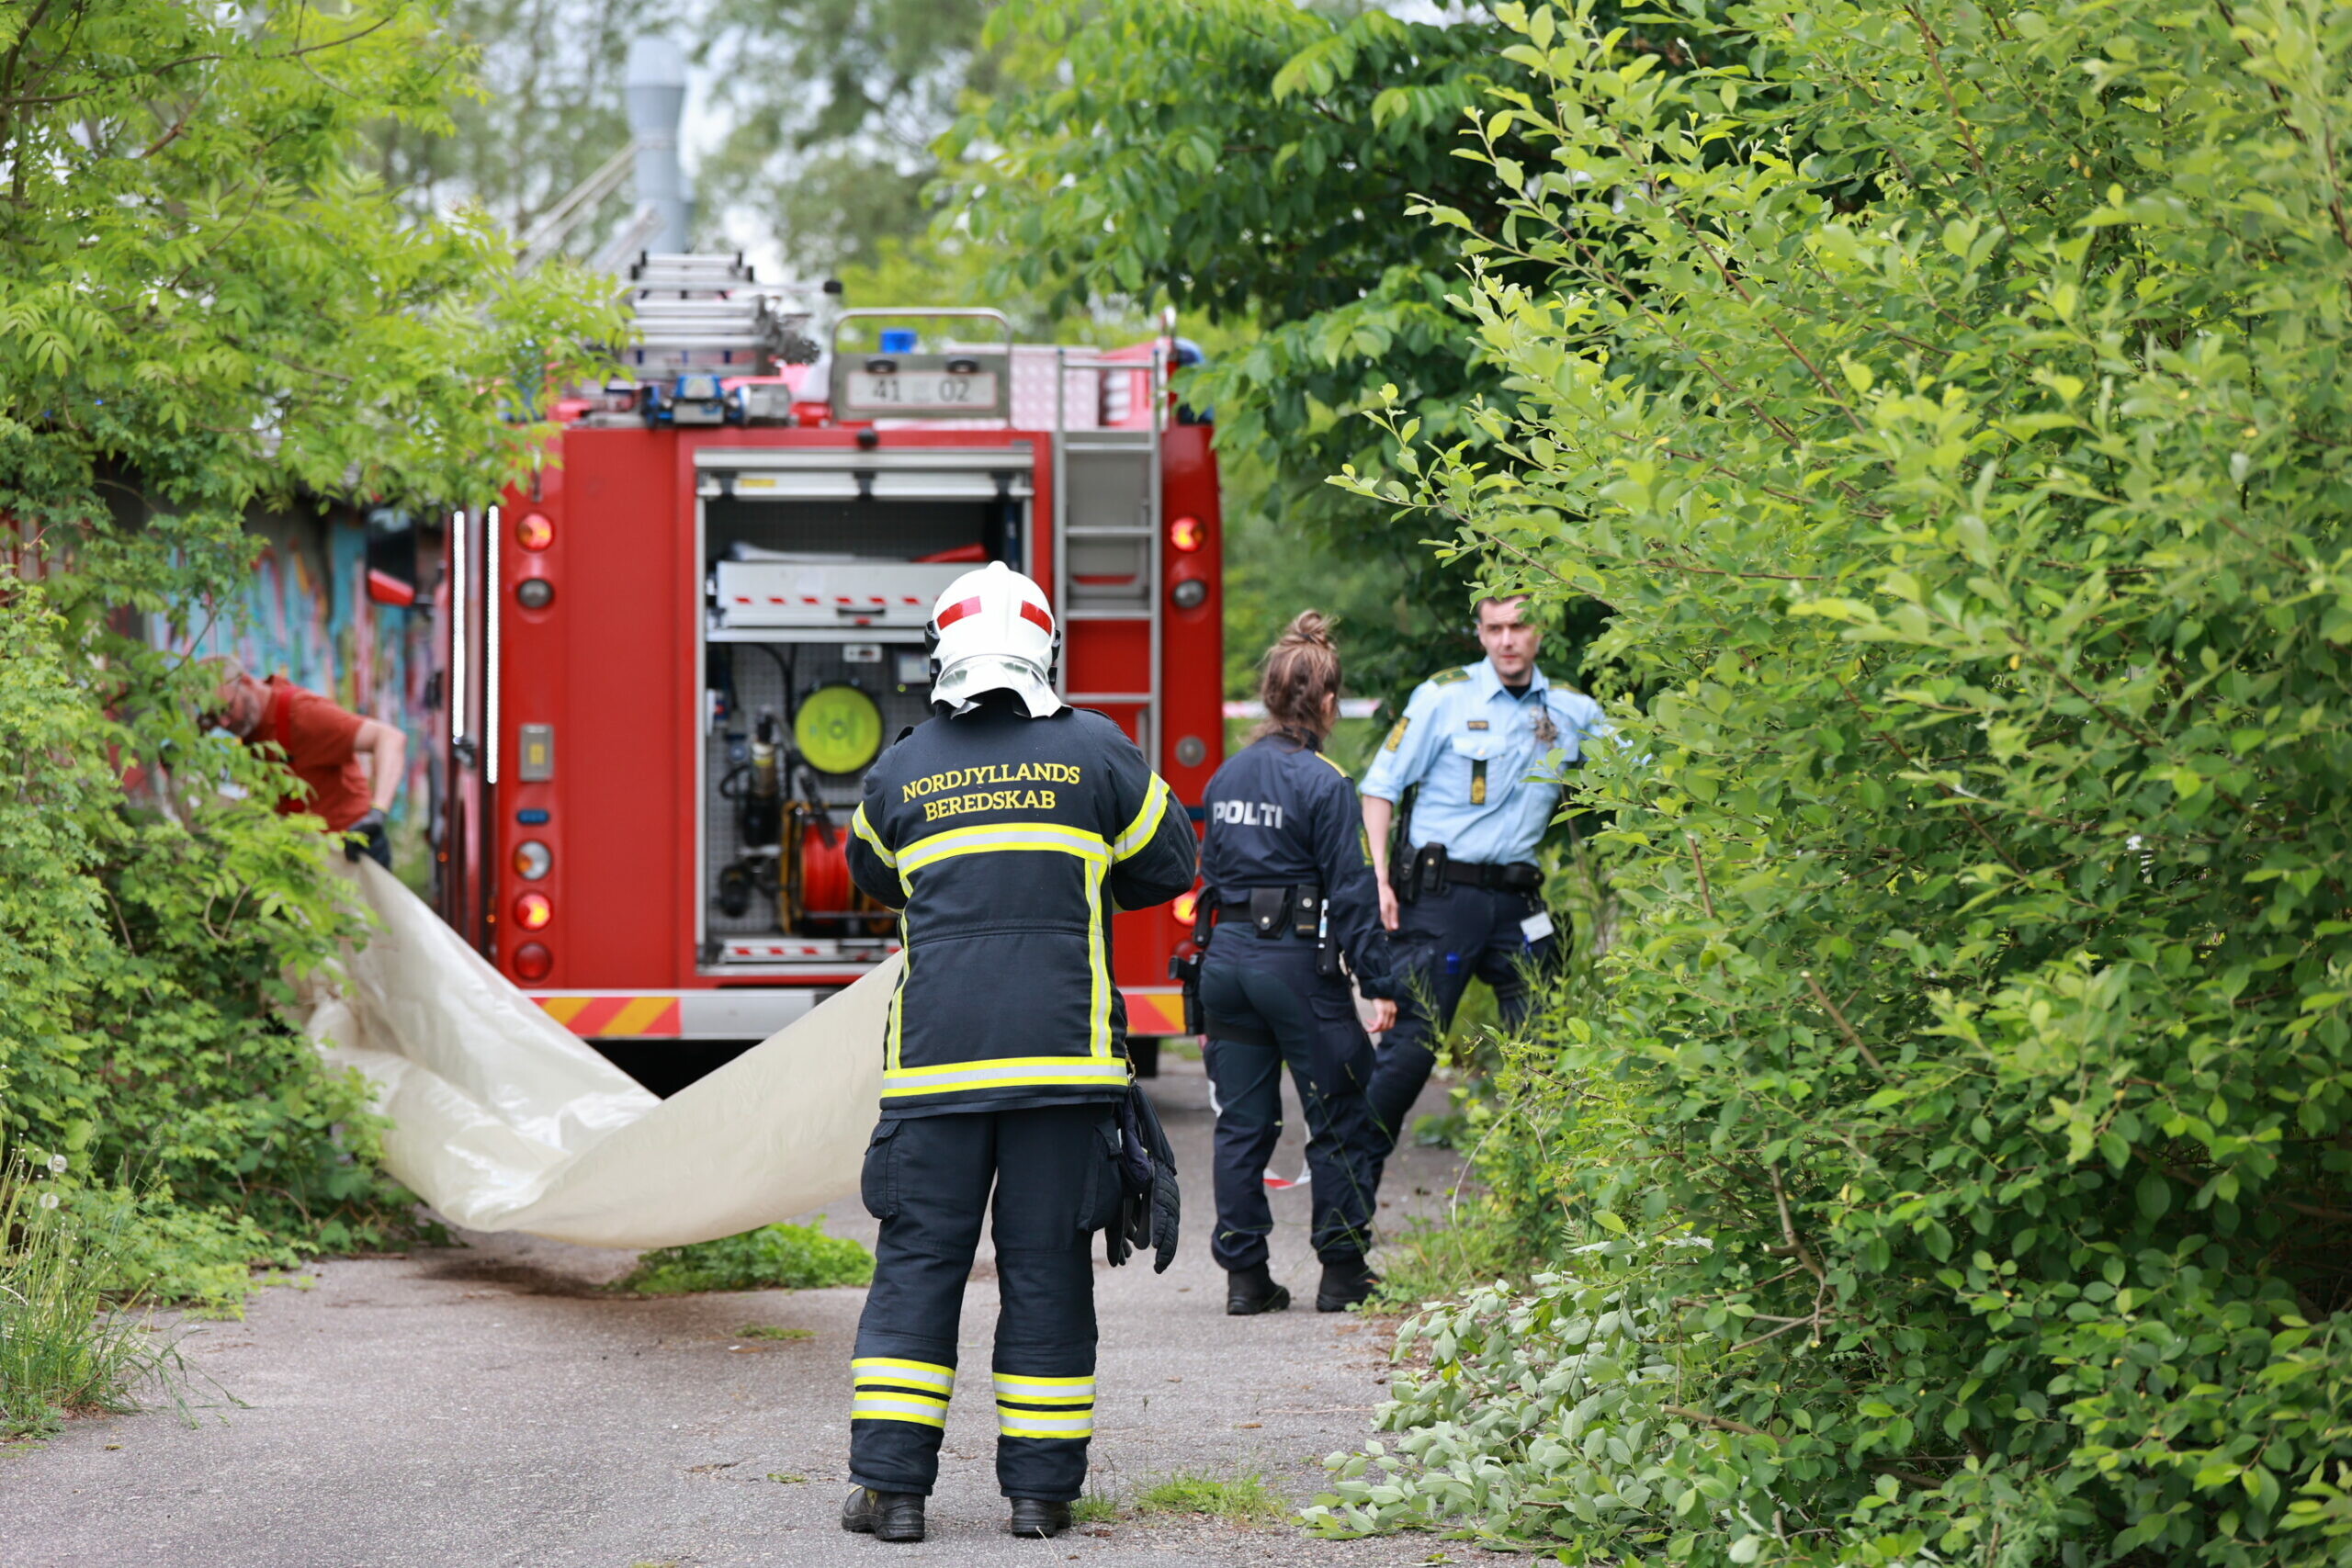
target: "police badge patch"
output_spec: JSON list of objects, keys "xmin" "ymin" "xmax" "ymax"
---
[{"xmin": 1532, "ymin": 709, "xmax": 1559, "ymax": 746}]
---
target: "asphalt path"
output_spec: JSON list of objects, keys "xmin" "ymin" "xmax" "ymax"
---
[{"xmin": 4, "ymin": 1055, "xmax": 1467, "ymax": 1567}]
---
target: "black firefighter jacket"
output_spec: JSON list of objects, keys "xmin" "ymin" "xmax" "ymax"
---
[{"xmin": 847, "ymin": 699, "xmax": 1200, "ymax": 1117}]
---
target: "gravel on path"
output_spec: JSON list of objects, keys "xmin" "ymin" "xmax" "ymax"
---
[{"xmin": 4, "ymin": 1054, "xmax": 1473, "ymax": 1568}]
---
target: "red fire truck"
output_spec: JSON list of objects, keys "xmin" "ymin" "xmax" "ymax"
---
[{"xmin": 432, "ymin": 255, "xmax": 1219, "ymax": 1083}]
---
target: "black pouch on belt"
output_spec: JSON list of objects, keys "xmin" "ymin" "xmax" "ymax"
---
[
  {"xmin": 1408, "ymin": 842, "xmax": 1448, "ymax": 902},
  {"xmin": 1295, "ymin": 888, "xmax": 1340, "ymax": 977},
  {"xmin": 1248, "ymin": 886, "xmax": 1291, "ymax": 937}
]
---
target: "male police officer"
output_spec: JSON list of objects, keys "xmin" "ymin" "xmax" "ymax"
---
[
  {"xmin": 839, "ymin": 562, "xmax": 1197, "ymax": 1545},
  {"xmin": 1357, "ymin": 594, "xmax": 1606, "ymax": 1189}
]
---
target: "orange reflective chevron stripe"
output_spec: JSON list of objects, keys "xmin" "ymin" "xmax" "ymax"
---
[
  {"xmin": 533, "ymin": 995, "xmax": 681, "ymax": 1037},
  {"xmin": 1121, "ymin": 989, "xmax": 1188, "ymax": 1035},
  {"xmin": 537, "ymin": 996, "xmax": 594, "ymax": 1029},
  {"xmin": 605, "ymin": 996, "xmax": 678, "ymax": 1035}
]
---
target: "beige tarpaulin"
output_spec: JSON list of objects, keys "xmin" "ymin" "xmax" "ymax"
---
[{"xmin": 301, "ymin": 860, "xmax": 891, "ymax": 1248}]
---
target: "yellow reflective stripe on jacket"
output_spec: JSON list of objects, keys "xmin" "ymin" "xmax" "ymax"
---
[
  {"xmin": 888, "ymin": 936, "xmax": 909, "ymax": 1072},
  {"xmin": 1112, "ymin": 773, "xmax": 1171, "ymax": 861},
  {"xmin": 854, "ymin": 1357, "xmax": 956, "ymax": 1392},
  {"xmin": 896, "ymin": 819, "xmax": 1111, "ymax": 877},
  {"xmin": 880, "ymin": 1056, "xmax": 1131, "ymax": 1098},
  {"xmin": 851, "ymin": 803, "xmax": 898, "ymax": 868},
  {"xmin": 1083, "ymin": 857, "xmax": 1112, "ymax": 1056}
]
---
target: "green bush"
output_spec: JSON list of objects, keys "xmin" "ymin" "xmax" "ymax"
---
[
  {"xmin": 2, "ymin": 588, "xmax": 412, "ymax": 1274},
  {"xmin": 617, "ymin": 1221, "xmax": 876, "ymax": 1295},
  {"xmin": 0, "ymin": 0, "xmax": 620, "ymax": 1310},
  {"xmin": 1315, "ymin": 1, "xmax": 2352, "ymax": 1562}
]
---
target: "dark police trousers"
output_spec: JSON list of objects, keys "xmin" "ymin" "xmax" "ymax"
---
[
  {"xmin": 1200, "ymin": 942, "xmax": 1379, "ymax": 1270},
  {"xmin": 849, "ymin": 1104, "xmax": 1123, "ymax": 1502},
  {"xmin": 1365, "ymin": 881, "xmax": 1561, "ymax": 1192}
]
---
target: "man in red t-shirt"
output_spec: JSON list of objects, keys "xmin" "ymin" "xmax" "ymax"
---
[{"xmin": 206, "ymin": 659, "xmax": 408, "ymax": 869}]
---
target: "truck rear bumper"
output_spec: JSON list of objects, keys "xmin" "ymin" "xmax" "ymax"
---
[
  {"xmin": 530, "ymin": 986, "xmax": 1193, "ymax": 1044},
  {"xmin": 531, "ymin": 989, "xmax": 825, "ymax": 1041}
]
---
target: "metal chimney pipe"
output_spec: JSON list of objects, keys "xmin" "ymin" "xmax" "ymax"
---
[{"xmin": 625, "ymin": 37, "xmax": 691, "ymax": 254}]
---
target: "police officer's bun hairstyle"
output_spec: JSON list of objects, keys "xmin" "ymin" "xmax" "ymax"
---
[{"xmin": 1255, "ymin": 610, "xmax": 1343, "ymax": 746}]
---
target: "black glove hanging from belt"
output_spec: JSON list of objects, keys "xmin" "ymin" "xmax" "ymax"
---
[{"xmin": 1105, "ymin": 1081, "xmax": 1181, "ymax": 1272}]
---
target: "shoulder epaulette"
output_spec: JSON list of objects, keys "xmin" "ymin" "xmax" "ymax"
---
[
  {"xmin": 1430, "ymin": 666, "xmax": 1473, "ymax": 686},
  {"xmin": 1315, "ymin": 752, "xmax": 1351, "ymax": 780}
]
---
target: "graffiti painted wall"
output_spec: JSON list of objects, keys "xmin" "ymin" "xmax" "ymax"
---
[{"xmin": 175, "ymin": 507, "xmax": 438, "ymax": 832}]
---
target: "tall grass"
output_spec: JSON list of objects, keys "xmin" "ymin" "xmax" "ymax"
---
[{"xmin": 1, "ymin": 1150, "xmax": 183, "ymax": 1438}]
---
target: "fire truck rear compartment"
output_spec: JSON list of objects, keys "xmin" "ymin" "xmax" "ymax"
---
[
  {"xmin": 700, "ymin": 637, "xmax": 931, "ymax": 958},
  {"xmin": 698, "ymin": 478, "xmax": 1024, "ymax": 971}
]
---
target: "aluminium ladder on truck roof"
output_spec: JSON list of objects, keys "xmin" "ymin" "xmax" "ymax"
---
[
  {"xmin": 617, "ymin": 259, "xmax": 1172, "ymax": 761},
  {"xmin": 622, "ymin": 252, "xmax": 817, "ymax": 381}
]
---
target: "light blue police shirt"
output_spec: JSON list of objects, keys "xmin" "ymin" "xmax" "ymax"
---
[{"xmin": 1358, "ymin": 658, "xmax": 1606, "ymax": 867}]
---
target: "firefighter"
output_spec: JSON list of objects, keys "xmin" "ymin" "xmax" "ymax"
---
[
  {"xmin": 1193, "ymin": 612, "xmax": 1397, "ymax": 1315},
  {"xmin": 838, "ymin": 561, "xmax": 1197, "ymax": 1545},
  {"xmin": 205, "ymin": 657, "xmax": 406, "ymax": 869},
  {"xmin": 1356, "ymin": 594, "xmax": 1607, "ymax": 1193}
]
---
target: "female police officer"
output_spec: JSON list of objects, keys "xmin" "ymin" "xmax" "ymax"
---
[{"xmin": 1194, "ymin": 612, "xmax": 1397, "ymax": 1315}]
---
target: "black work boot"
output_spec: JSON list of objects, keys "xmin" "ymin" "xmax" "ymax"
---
[
  {"xmin": 1225, "ymin": 1261, "xmax": 1292, "ymax": 1315},
  {"xmin": 1317, "ymin": 1256, "xmax": 1381, "ymax": 1313},
  {"xmin": 1008, "ymin": 1498, "xmax": 1074, "ymax": 1538},
  {"xmin": 842, "ymin": 1486, "xmax": 926, "ymax": 1542}
]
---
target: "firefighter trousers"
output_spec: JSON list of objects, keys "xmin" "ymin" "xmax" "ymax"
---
[
  {"xmin": 848, "ymin": 1102, "xmax": 1124, "ymax": 1502},
  {"xmin": 1198, "ymin": 943, "xmax": 1379, "ymax": 1271},
  {"xmin": 1364, "ymin": 883, "xmax": 1562, "ymax": 1196}
]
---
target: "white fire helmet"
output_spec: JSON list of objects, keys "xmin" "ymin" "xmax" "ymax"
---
[{"xmin": 926, "ymin": 561, "xmax": 1063, "ymax": 717}]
